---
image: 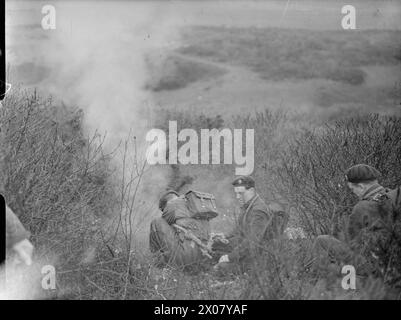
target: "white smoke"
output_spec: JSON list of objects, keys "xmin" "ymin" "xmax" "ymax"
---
[
  {"xmin": 35, "ymin": 1, "xmax": 182, "ymax": 146},
  {"xmin": 0, "ymin": 256, "xmax": 57, "ymax": 300},
  {"xmin": 35, "ymin": 2, "xmax": 186, "ymax": 209},
  {"xmin": 6, "ymin": 1, "xmax": 186, "ymax": 262}
]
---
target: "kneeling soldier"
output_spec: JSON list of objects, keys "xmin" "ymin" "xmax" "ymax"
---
[
  {"xmin": 149, "ymin": 190, "xmax": 212, "ymax": 270},
  {"xmin": 310, "ymin": 164, "xmax": 401, "ymax": 279},
  {"xmin": 213, "ymin": 176, "xmax": 288, "ymax": 274}
]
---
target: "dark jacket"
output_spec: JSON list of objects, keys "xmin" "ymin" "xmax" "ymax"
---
[
  {"xmin": 227, "ymin": 194, "xmax": 286, "ymax": 262},
  {"xmin": 347, "ymin": 183, "xmax": 398, "ymax": 248}
]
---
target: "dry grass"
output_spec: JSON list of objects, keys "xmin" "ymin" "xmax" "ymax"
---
[
  {"xmin": 179, "ymin": 27, "xmax": 400, "ymax": 85},
  {"xmin": 151, "ymin": 108, "xmax": 401, "ymax": 299},
  {"xmin": 145, "ymin": 54, "xmax": 226, "ymax": 92},
  {"xmin": 1, "ymin": 88, "xmax": 400, "ymax": 299}
]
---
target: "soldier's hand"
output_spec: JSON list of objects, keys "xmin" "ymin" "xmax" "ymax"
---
[
  {"xmin": 213, "ymin": 255, "xmax": 230, "ymax": 272},
  {"xmin": 13, "ymin": 239, "xmax": 34, "ymax": 266},
  {"xmin": 211, "ymin": 233, "xmax": 229, "ymax": 254},
  {"xmin": 213, "ymin": 259, "xmax": 230, "ymax": 274},
  {"xmin": 212, "ymin": 233, "xmax": 228, "ymax": 244}
]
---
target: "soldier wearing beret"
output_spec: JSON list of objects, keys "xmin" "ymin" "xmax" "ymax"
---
[
  {"xmin": 345, "ymin": 164, "xmax": 388, "ymax": 243},
  {"xmin": 214, "ymin": 176, "xmax": 288, "ymax": 274},
  {"xmin": 310, "ymin": 164, "xmax": 400, "ymax": 276}
]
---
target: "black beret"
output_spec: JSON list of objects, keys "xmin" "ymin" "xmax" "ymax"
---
[
  {"xmin": 158, "ymin": 190, "xmax": 179, "ymax": 210},
  {"xmin": 232, "ymin": 176, "xmax": 255, "ymax": 188},
  {"xmin": 345, "ymin": 164, "xmax": 381, "ymax": 183}
]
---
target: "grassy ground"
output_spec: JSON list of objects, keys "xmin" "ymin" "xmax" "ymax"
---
[
  {"xmin": 150, "ymin": 26, "xmax": 401, "ymax": 118},
  {"xmin": 145, "ymin": 54, "xmax": 227, "ymax": 92},
  {"xmin": 178, "ymin": 27, "xmax": 401, "ymax": 85},
  {"xmin": 2, "ymin": 23, "xmax": 401, "ymax": 299},
  {"xmin": 2, "ymin": 88, "xmax": 400, "ymax": 299}
]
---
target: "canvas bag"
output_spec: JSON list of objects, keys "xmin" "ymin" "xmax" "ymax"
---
[{"xmin": 184, "ymin": 190, "xmax": 219, "ymax": 220}]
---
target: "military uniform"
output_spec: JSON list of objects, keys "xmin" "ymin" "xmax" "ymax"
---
[
  {"xmin": 348, "ymin": 184, "xmax": 392, "ymax": 244},
  {"xmin": 149, "ymin": 193, "xmax": 211, "ymax": 269},
  {"xmin": 226, "ymin": 194, "xmax": 285, "ymax": 263},
  {"xmin": 311, "ymin": 164, "xmax": 399, "ymax": 275},
  {"xmin": 215, "ymin": 176, "xmax": 287, "ymax": 273}
]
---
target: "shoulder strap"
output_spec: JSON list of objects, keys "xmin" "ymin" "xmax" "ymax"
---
[
  {"xmin": 243, "ymin": 194, "xmax": 260, "ymax": 221},
  {"xmin": 392, "ymin": 186, "xmax": 401, "ymax": 221}
]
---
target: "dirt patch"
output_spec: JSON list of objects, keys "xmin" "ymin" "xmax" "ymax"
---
[{"xmin": 145, "ymin": 53, "xmax": 226, "ymax": 92}]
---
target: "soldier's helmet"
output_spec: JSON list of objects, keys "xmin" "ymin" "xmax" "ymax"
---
[
  {"xmin": 345, "ymin": 164, "xmax": 381, "ymax": 184},
  {"xmin": 158, "ymin": 190, "xmax": 179, "ymax": 211},
  {"xmin": 232, "ymin": 176, "xmax": 255, "ymax": 189}
]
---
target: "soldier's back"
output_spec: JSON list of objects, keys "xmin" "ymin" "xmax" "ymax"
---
[{"xmin": 165, "ymin": 197, "xmax": 211, "ymax": 241}]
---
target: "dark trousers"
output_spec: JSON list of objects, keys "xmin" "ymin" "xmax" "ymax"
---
[{"xmin": 309, "ymin": 235, "xmax": 374, "ymax": 276}]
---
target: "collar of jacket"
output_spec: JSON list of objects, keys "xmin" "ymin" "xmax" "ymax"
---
[
  {"xmin": 360, "ymin": 183, "xmax": 385, "ymax": 200},
  {"xmin": 242, "ymin": 193, "xmax": 259, "ymax": 210}
]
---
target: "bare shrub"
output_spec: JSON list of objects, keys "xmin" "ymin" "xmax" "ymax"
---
[
  {"xmin": 2, "ymin": 89, "xmax": 399, "ymax": 299},
  {"xmin": 272, "ymin": 114, "xmax": 401, "ymax": 237},
  {"xmin": 0, "ymin": 89, "xmax": 156, "ymax": 299}
]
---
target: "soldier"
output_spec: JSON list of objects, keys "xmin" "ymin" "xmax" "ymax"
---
[
  {"xmin": 213, "ymin": 176, "xmax": 288, "ymax": 274},
  {"xmin": 149, "ymin": 190, "xmax": 211, "ymax": 270},
  {"xmin": 311, "ymin": 164, "xmax": 401, "ymax": 277},
  {"xmin": 6, "ymin": 205, "xmax": 34, "ymax": 266}
]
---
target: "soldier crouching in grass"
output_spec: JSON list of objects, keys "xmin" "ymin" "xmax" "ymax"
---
[
  {"xmin": 308, "ymin": 164, "xmax": 401, "ymax": 289},
  {"xmin": 212, "ymin": 176, "xmax": 288, "ymax": 276},
  {"xmin": 149, "ymin": 190, "xmax": 215, "ymax": 272}
]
